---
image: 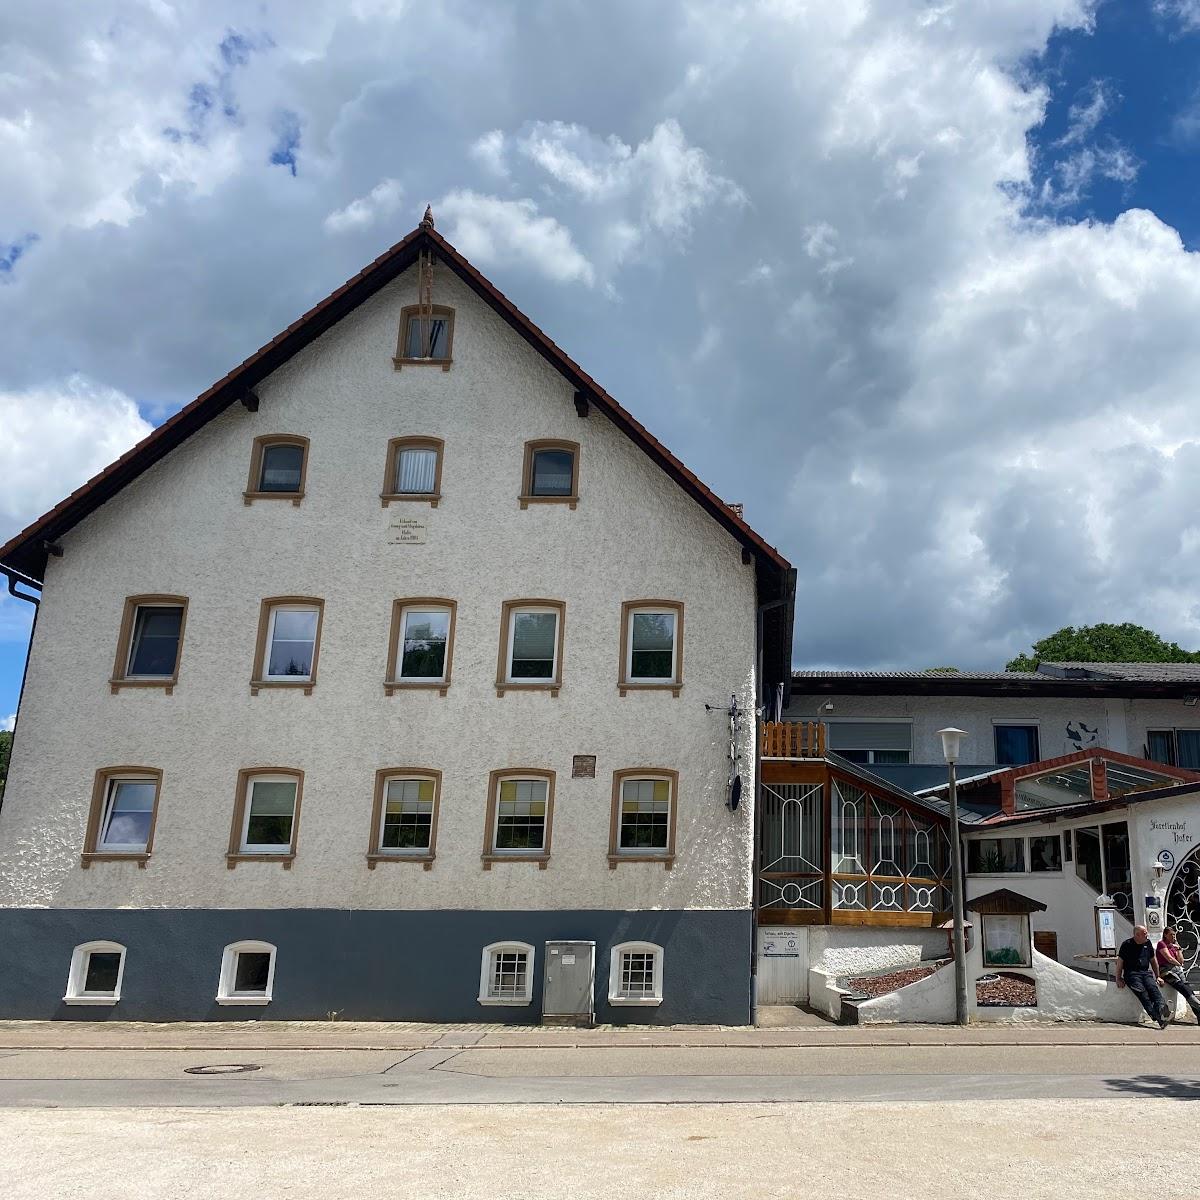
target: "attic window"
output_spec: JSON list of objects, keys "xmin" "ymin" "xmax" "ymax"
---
[
  {"xmin": 245, "ymin": 436, "xmax": 309, "ymax": 505},
  {"xmin": 394, "ymin": 305, "xmax": 454, "ymax": 370}
]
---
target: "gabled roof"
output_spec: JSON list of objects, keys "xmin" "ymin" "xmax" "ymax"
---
[
  {"xmin": 0, "ymin": 221, "xmax": 792, "ymax": 585},
  {"xmin": 967, "ymin": 888, "xmax": 1047, "ymax": 915}
]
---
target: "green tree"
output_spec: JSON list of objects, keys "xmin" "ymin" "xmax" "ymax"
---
[
  {"xmin": 0, "ymin": 730, "xmax": 10, "ymax": 802},
  {"xmin": 1006, "ymin": 623, "xmax": 1200, "ymax": 672}
]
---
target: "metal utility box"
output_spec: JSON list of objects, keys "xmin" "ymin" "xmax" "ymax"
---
[{"xmin": 541, "ymin": 940, "xmax": 596, "ymax": 1026}]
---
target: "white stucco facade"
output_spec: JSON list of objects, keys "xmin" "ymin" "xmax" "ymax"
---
[
  {"xmin": 0, "ymin": 264, "xmax": 761, "ymax": 915},
  {"xmin": 963, "ymin": 788, "xmax": 1200, "ymax": 965},
  {"xmin": 785, "ymin": 691, "xmax": 1200, "ymax": 765}
]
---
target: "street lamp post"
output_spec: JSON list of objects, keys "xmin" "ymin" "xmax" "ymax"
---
[{"xmin": 937, "ymin": 727, "xmax": 969, "ymax": 1026}]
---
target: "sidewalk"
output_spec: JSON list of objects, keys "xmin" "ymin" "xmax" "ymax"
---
[{"xmin": 0, "ymin": 1016, "xmax": 1191, "ymax": 1051}]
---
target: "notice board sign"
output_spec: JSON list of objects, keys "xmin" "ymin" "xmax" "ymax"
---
[{"xmin": 1095, "ymin": 906, "xmax": 1118, "ymax": 954}]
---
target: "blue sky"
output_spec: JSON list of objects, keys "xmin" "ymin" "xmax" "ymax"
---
[{"xmin": 4, "ymin": 0, "xmax": 1200, "ymax": 725}]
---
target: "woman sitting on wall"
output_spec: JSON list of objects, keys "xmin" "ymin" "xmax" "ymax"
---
[{"xmin": 1156, "ymin": 927, "xmax": 1200, "ymax": 1023}]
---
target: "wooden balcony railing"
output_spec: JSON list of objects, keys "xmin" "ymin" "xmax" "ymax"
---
[{"xmin": 760, "ymin": 721, "xmax": 826, "ymax": 759}]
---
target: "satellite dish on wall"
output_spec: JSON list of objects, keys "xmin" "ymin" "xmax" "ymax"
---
[{"xmin": 727, "ymin": 774, "xmax": 742, "ymax": 811}]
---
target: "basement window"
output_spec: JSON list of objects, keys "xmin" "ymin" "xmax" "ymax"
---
[
  {"xmin": 609, "ymin": 942, "xmax": 664, "ymax": 1006},
  {"xmin": 64, "ymin": 942, "xmax": 126, "ymax": 1006},
  {"xmin": 216, "ymin": 941, "xmax": 277, "ymax": 1005},
  {"xmin": 478, "ymin": 942, "xmax": 534, "ymax": 1005}
]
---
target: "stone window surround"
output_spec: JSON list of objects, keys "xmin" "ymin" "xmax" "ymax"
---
[
  {"xmin": 243, "ymin": 434, "xmax": 310, "ymax": 506},
  {"xmin": 481, "ymin": 767, "xmax": 556, "ymax": 870},
  {"xmin": 366, "ymin": 767, "xmax": 442, "ymax": 870},
  {"xmin": 519, "ymin": 438, "xmax": 580, "ymax": 510},
  {"xmin": 607, "ymin": 767, "xmax": 679, "ymax": 870},
  {"xmin": 250, "ymin": 597, "xmax": 325, "ymax": 696},
  {"xmin": 109, "ymin": 595, "xmax": 189, "ymax": 695},
  {"xmin": 385, "ymin": 598, "xmax": 457, "ymax": 697},
  {"xmin": 226, "ymin": 767, "xmax": 304, "ymax": 869},
  {"xmin": 380, "ymin": 436, "xmax": 445, "ymax": 508},
  {"xmin": 393, "ymin": 303, "xmax": 455, "ymax": 371},
  {"xmin": 80, "ymin": 766, "xmax": 164, "ymax": 869},
  {"xmin": 494, "ymin": 599, "xmax": 566, "ymax": 697},
  {"xmin": 618, "ymin": 599, "xmax": 684, "ymax": 697}
]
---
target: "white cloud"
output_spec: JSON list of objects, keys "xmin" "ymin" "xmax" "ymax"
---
[
  {"xmin": 517, "ymin": 118, "xmax": 744, "ymax": 239},
  {"xmin": 0, "ymin": 714, "xmax": 14, "ymax": 733},
  {"xmin": 8, "ymin": 0, "xmax": 1200, "ymax": 677},
  {"xmin": 435, "ymin": 190, "xmax": 595, "ymax": 285},
  {"xmin": 0, "ymin": 375, "xmax": 152, "ymax": 531},
  {"xmin": 1154, "ymin": 0, "xmax": 1200, "ymax": 31},
  {"xmin": 323, "ymin": 178, "xmax": 403, "ymax": 233},
  {"xmin": 469, "ymin": 130, "xmax": 508, "ymax": 177},
  {"xmin": 1055, "ymin": 79, "xmax": 1113, "ymax": 146}
]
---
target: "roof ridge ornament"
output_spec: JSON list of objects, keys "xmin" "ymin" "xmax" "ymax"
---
[{"xmin": 420, "ymin": 205, "xmax": 435, "ymax": 230}]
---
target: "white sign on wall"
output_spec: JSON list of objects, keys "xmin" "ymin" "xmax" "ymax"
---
[
  {"xmin": 388, "ymin": 517, "xmax": 427, "ymax": 545},
  {"xmin": 1097, "ymin": 908, "xmax": 1117, "ymax": 952},
  {"xmin": 762, "ymin": 935, "xmax": 801, "ymax": 959}
]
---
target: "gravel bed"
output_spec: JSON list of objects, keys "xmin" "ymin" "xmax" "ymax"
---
[
  {"xmin": 845, "ymin": 963, "xmax": 943, "ymax": 998},
  {"xmin": 976, "ymin": 972, "xmax": 1037, "ymax": 1007}
]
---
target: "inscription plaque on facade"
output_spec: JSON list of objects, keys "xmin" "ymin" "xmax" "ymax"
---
[
  {"xmin": 572, "ymin": 755, "xmax": 596, "ymax": 778},
  {"xmin": 388, "ymin": 517, "xmax": 427, "ymax": 545}
]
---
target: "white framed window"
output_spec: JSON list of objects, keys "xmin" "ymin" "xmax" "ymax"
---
[
  {"xmin": 97, "ymin": 775, "xmax": 158, "ymax": 853},
  {"xmin": 506, "ymin": 606, "xmax": 560, "ymax": 683},
  {"xmin": 478, "ymin": 941, "xmax": 535, "ymax": 1006},
  {"xmin": 264, "ymin": 604, "xmax": 320, "ymax": 681},
  {"xmin": 379, "ymin": 776, "xmax": 436, "ymax": 853},
  {"xmin": 216, "ymin": 941, "xmax": 277, "ymax": 1005},
  {"xmin": 616, "ymin": 775, "xmax": 673, "ymax": 854},
  {"xmin": 608, "ymin": 942, "xmax": 664, "ymax": 1006},
  {"xmin": 493, "ymin": 777, "xmax": 549, "ymax": 854},
  {"xmin": 240, "ymin": 774, "xmax": 298, "ymax": 854},
  {"xmin": 625, "ymin": 609, "xmax": 678, "ymax": 683},
  {"xmin": 398, "ymin": 606, "xmax": 452, "ymax": 682},
  {"xmin": 64, "ymin": 941, "xmax": 126, "ymax": 1006}
]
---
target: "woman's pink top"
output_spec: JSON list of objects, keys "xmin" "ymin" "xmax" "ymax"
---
[{"xmin": 1156, "ymin": 941, "xmax": 1184, "ymax": 970}]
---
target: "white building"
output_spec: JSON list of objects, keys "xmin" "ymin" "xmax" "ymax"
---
[
  {"xmin": 788, "ymin": 664, "xmax": 1200, "ymax": 777},
  {"xmin": 0, "ymin": 212, "xmax": 794, "ymax": 1024}
]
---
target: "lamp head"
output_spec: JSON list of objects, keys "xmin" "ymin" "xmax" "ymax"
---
[{"xmin": 936, "ymin": 727, "xmax": 968, "ymax": 764}]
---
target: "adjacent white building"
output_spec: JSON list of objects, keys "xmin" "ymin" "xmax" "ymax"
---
[{"xmin": 0, "ymin": 213, "xmax": 794, "ymax": 1024}]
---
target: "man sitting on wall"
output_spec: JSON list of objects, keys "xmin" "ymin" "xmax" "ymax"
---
[{"xmin": 1116, "ymin": 925, "xmax": 1169, "ymax": 1030}]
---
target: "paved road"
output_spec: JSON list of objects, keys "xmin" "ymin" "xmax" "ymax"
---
[
  {"xmin": 1, "ymin": 1099, "xmax": 1196, "ymax": 1200},
  {"xmin": 0, "ymin": 1041, "xmax": 1197, "ymax": 1105}
]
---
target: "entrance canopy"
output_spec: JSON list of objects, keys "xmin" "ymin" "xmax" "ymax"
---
[{"xmin": 914, "ymin": 748, "xmax": 1199, "ymax": 819}]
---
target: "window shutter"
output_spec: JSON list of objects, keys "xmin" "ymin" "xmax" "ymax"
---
[{"xmin": 826, "ymin": 722, "xmax": 912, "ymax": 752}]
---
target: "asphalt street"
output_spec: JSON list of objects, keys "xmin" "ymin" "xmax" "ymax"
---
[{"xmin": 0, "ymin": 1040, "xmax": 1197, "ymax": 1105}]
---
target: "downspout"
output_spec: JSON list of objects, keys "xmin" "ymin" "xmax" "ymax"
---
[
  {"xmin": 750, "ymin": 586, "xmax": 791, "ymax": 1026},
  {"xmin": 0, "ymin": 565, "xmax": 42, "ymax": 816}
]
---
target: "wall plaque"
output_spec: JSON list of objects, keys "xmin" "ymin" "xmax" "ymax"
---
[
  {"xmin": 388, "ymin": 517, "xmax": 427, "ymax": 545},
  {"xmin": 572, "ymin": 755, "xmax": 596, "ymax": 779}
]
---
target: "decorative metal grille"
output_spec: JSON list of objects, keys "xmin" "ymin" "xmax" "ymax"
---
[
  {"xmin": 758, "ymin": 781, "xmax": 824, "ymax": 914},
  {"xmin": 1166, "ymin": 849, "xmax": 1200, "ymax": 980}
]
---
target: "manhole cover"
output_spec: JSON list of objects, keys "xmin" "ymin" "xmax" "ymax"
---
[{"xmin": 184, "ymin": 1064, "xmax": 262, "ymax": 1075}]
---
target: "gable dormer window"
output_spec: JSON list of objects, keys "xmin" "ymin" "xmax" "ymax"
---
[
  {"xmin": 245, "ymin": 436, "xmax": 309, "ymax": 506},
  {"xmin": 394, "ymin": 304, "xmax": 454, "ymax": 370}
]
